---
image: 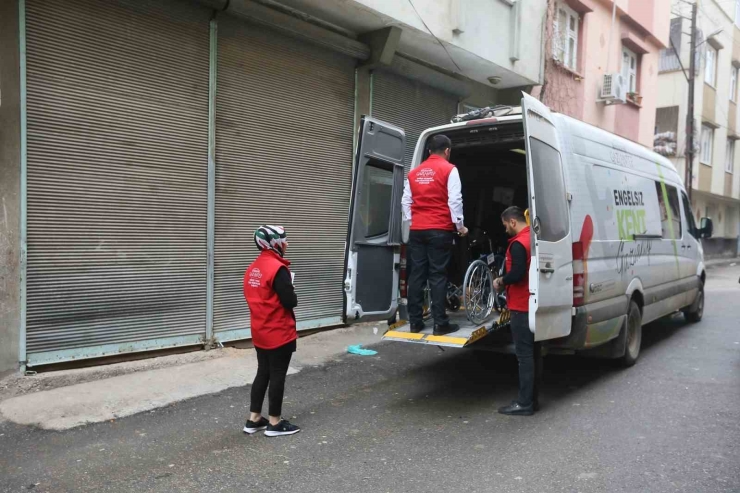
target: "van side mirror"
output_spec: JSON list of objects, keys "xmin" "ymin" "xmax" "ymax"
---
[{"xmin": 699, "ymin": 217, "xmax": 713, "ymax": 239}]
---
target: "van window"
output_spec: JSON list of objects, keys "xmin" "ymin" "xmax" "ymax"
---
[
  {"xmin": 681, "ymin": 192, "xmax": 698, "ymax": 239},
  {"xmin": 359, "ymin": 162, "xmax": 394, "ymax": 238},
  {"xmin": 655, "ymin": 182, "xmax": 682, "ymax": 240},
  {"xmin": 529, "ymin": 138, "xmax": 569, "ymax": 241}
]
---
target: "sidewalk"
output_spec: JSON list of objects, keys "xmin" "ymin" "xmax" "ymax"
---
[
  {"xmin": 705, "ymin": 257, "xmax": 738, "ymax": 268},
  {"xmin": 0, "ymin": 323, "xmax": 386, "ymax": 430}
]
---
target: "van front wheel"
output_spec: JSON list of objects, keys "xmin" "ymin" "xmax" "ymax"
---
[{"xmin": 620, "ymin": 301, "xmax": 642, "ymax": 367}]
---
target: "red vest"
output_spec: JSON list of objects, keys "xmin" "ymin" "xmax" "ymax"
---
[
  {"xmin": 505, "ymin": 226, "xmax": 532, "ymax": 312},
  {"xmin": 243, "ymin": 250, "xmax": 297, "ymax": 350},
  {"xmin": 409, "ymin": 154, "xmax": 456, "ymax": 231}
]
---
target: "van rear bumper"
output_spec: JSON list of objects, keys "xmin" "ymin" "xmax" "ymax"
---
[{"xmin": 547, "ymin": 296, "xmax": 629, "ymax": 351}]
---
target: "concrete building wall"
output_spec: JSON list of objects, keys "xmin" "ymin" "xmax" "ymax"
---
[
  {"xmin": 578, "ymin": 1, "xmax": 667, "ymax": 147},
  {"xmin": 0, "ymin": 0, "xmax": 22, "ymax": 374},
  {"xmin": 346, "ymin": 0, "xmax": 544, "ymax": 84},
  {"xmin": 272, "ymin": 0, "xmax": 545, "ymax": 90},
  {"xmin": 656, "ymin": 1, "xmax": 740, "ymax": 257},
  {"xmin": 537, "ymin": 0, "xmax": 668, "ymax": 147}
]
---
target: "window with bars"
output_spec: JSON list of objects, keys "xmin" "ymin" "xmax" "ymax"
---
[
  {"xmin": 701, "ymin": 125, "xmax": 714, "ymax": 165},
  {"xmin": 726, "ymin": 139, "xmax": 735, "ymax": 174},
  {"xmin": 732, "ymin": 66, "xmax": 738, "ymax": 102},
  {"xmin": 705, "ymin": 45, "xmax": 717, "ymax": 86},
  {"xmin": 553, "ymin": 3, "xmax": 579, "ymax": 71},
  {"xmin": 622, "ymin": 47, "xmax": 638, "ymax": 93}
]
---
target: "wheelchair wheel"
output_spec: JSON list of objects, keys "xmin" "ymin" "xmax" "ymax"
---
[
  {"xmin": 463, "ymin": 260, "xmax": 494, "ymax": 325},
  {"xmin": 422, "ymin": 283, "xmax": 432, "ymax": 321}
]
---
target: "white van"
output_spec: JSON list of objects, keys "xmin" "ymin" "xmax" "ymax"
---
[{"xmin": 343, "ymin": 93, "xmax": 713, "ymax": 365}]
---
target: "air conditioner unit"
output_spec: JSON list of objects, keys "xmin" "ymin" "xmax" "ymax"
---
[{"xmin": 600, "ymin": 73, "xmax": 626, "ymax": 104}]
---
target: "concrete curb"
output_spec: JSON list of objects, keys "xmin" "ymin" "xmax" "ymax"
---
[
  {"xmin": 0, "ymin": 323, "xmax": 387, "ymax": 430},
  {"xmin": 706, "ymin": 258, "xmax": 739, "ymax": 270}
]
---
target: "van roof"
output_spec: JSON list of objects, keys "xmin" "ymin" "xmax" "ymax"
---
[
  {"xmin": 415, "ymin": 111, "xmax": 683, "ymax": 188},
  {"xmin": 553, "ymin": 112, "xmax": 681, "ymax": 183}
]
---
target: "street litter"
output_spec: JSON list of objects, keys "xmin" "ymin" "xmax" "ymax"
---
[{"xmin": 347, "ymin": 345, "xmax": 378, "ymax": 356}]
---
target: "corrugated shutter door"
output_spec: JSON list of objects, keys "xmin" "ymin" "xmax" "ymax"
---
[
  {"xmin": 25, "ymin": 0, "xmax": 210, "ymax": 363},
  {"xmin": 214, "ymin": 17, "xmax": 355, "ymax": 338},
  {"xmin": 372, "ymin": 70, "xmax": 459, "ymax": 173}
]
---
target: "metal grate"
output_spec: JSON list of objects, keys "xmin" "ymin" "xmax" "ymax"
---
[
  {"xmin": 24, "ymin": 0, "xmax": 211, "ymax": 356},
  {"xmin": 372, "ymin": 70, "xmax": 459, "ymax": 174},
  {"xmin": 212, "ymin": 17, "xmax": 355, "ymax": 336}
]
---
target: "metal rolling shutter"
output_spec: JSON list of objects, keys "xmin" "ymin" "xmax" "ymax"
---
[
  {"xmin": 372, "ymin": 70, "xmax": 459, "ymax": 173},
  {"xmin": 213, "ymin": 17, "xmax": 355, "ymax": 338},
  {"xmin": 25, "ymin": 0, "xmax": 210, "ymax": 364}
]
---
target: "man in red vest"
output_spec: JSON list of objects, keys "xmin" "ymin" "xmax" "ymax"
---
[
  {"xmin": 493, "ymin": 206, "xmax": 540, "ymax": 416},
  {"xmin": 402, "ymin": 134, "xmax": 468, "ymax": 336}
]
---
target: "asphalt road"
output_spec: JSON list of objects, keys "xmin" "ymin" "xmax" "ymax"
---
[{"xmin": 1, "ymin": 265, "xmax": 739, "ymax": 493}]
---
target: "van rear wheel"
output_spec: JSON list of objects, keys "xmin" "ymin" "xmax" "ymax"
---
[
  {"xmin": 620, "ymin": 300, "xmax": 642, "ymax": 367},
  {"xmin": 683, "ymin": 284, "xmax": 704, "ymax": 323}
]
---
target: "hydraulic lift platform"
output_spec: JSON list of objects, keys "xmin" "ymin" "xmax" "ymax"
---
[{"xmin": 383, "ymin": 311, "xmax": 507, "ymax": 349}]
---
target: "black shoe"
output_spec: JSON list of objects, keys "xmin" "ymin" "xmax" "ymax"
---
[
  {"xmin": 243, "ymin": 417, "xmax": 269, "ymax": 434},
  {"xmin": 498, "ymin": 401, "xmax": 534, "ymax": 416},
  {"xmin": 433, "ymin": 323, "xmax": 459, "ymax": 336},
  {"xmin": 265, "ymin": 419, "xmax": 301, "ymax": 437},
  {"xmin": 410, "ymin": 322, "xmax": 425, "ymax": 334}
]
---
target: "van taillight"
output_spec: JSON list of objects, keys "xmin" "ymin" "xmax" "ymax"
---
[
  {"xmin": 400, "ymin": 245, "xmax": 408, "ymax": 299},
  {"xmin": 572, "ymin": 241, "xmax": 585, "ymax": 307}
]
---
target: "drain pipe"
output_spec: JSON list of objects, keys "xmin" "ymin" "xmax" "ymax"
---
[{"xmin": 605, "ymin": 0, "xmax": 618, "ymax": 74}]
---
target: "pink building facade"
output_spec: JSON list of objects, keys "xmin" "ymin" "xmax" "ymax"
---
[{"xmin": 534, "ymin": 0, "xmax": 671, "ymax": 147}]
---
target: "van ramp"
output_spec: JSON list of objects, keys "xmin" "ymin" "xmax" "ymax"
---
[{"xmin": 384, "ymin": 311, "xmax": 505, "ymax": 348}]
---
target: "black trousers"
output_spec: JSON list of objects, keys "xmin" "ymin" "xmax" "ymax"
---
[
  {"xmin": 408, "ymin": 229, "xmax": 454, "ymax": 327},
  {"xmin": 250, "ymin": 339, "xmax": 296, "ymax": 417},
  {"xmin": 509, "ymin": 311, "xmax": 542, "ymax": 407}
]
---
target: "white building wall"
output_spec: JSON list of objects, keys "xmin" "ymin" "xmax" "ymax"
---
[{"xmin": 354, "ymin": 0, "xmax": 543, "ymax": 82}]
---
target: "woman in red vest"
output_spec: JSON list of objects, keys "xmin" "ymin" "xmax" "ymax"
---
[{"xmin": 243, "ymin": 225, "xmax": 301, "ymax": 437}]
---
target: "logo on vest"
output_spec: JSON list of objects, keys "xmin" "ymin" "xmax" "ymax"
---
[
  {"xmin": 248, "ymin": 268, "xmax": 262, "ymax": 288},
  {"xmin": 414, "ymin": 168, "xmax": 436, "ymax": 185}
]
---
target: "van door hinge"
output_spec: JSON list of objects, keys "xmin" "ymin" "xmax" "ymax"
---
[{"xmin": 566, "ymin": 192, "xmax": 573, "ymax": 202}]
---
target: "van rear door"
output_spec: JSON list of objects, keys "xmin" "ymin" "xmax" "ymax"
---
[
  {"xmin": 521, "ymin": 93, "xmax": 574, "ymax": 341},
  {"xmin": 344, "ymin": 117, "xmax": 405, "ymax": 323}
]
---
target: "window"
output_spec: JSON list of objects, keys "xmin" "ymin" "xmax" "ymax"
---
[
  {"xmin": 529, "ymin": 138, "xmax": 569, "ymax": 241},
  {"xmin": 656, "ymin": 183, "xmax": 682, "ymax": 240},
  {"xmin": 358, "ymin": 163, "xmax": 393, "ymax": 238},
  {"xmin": 727, "ymin": 139, "xmax": 736, "ymax": 174},
  {"xmin": 701, "ymin": 125, "xmax": 714, "ymax": 164},
  {"xmin": 553, "ymin": 3, "xmax": 579, "ymax": 71},
  {"xmin": 681, "ymin": 192, "xmax": 698, "ymax": 239},
  {"xmin": 622, "ymin": 47, "xmax": 638, "ymax": 93},
  {"xmin": 705, "ymin": 45, "xmax": 717, "ymax": 86},
  {"xmin": 732, "ymin": 66, "xmax": 738, "ymax": 102}
]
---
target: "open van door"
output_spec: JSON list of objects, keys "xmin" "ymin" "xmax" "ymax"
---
[
  {"xmin": 344, "ymin": 117, "xmax": 405, "ymax": 323},
  {"xmin": 521, "ymin": 93, "xmax": 574, "ymax": 341}
]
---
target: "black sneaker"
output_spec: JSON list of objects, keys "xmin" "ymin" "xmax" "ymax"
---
[
  {"xmin": 265, "ymin": 419, "xmax": 301, "ymax": 437},
  {"xmin": 433, "ymin": 323, "xmax": 459, "ymax": 336},
  {"xmin": 410, "ymin": 322, "xmax": 425, "ymax": 333},
  {"xmin": 243, "ymin": 417, "xmax": 269, "ymax": 434},
  {"xmin": 498, "ymin": 401, "xmax": 534, "ymax": 416}
]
